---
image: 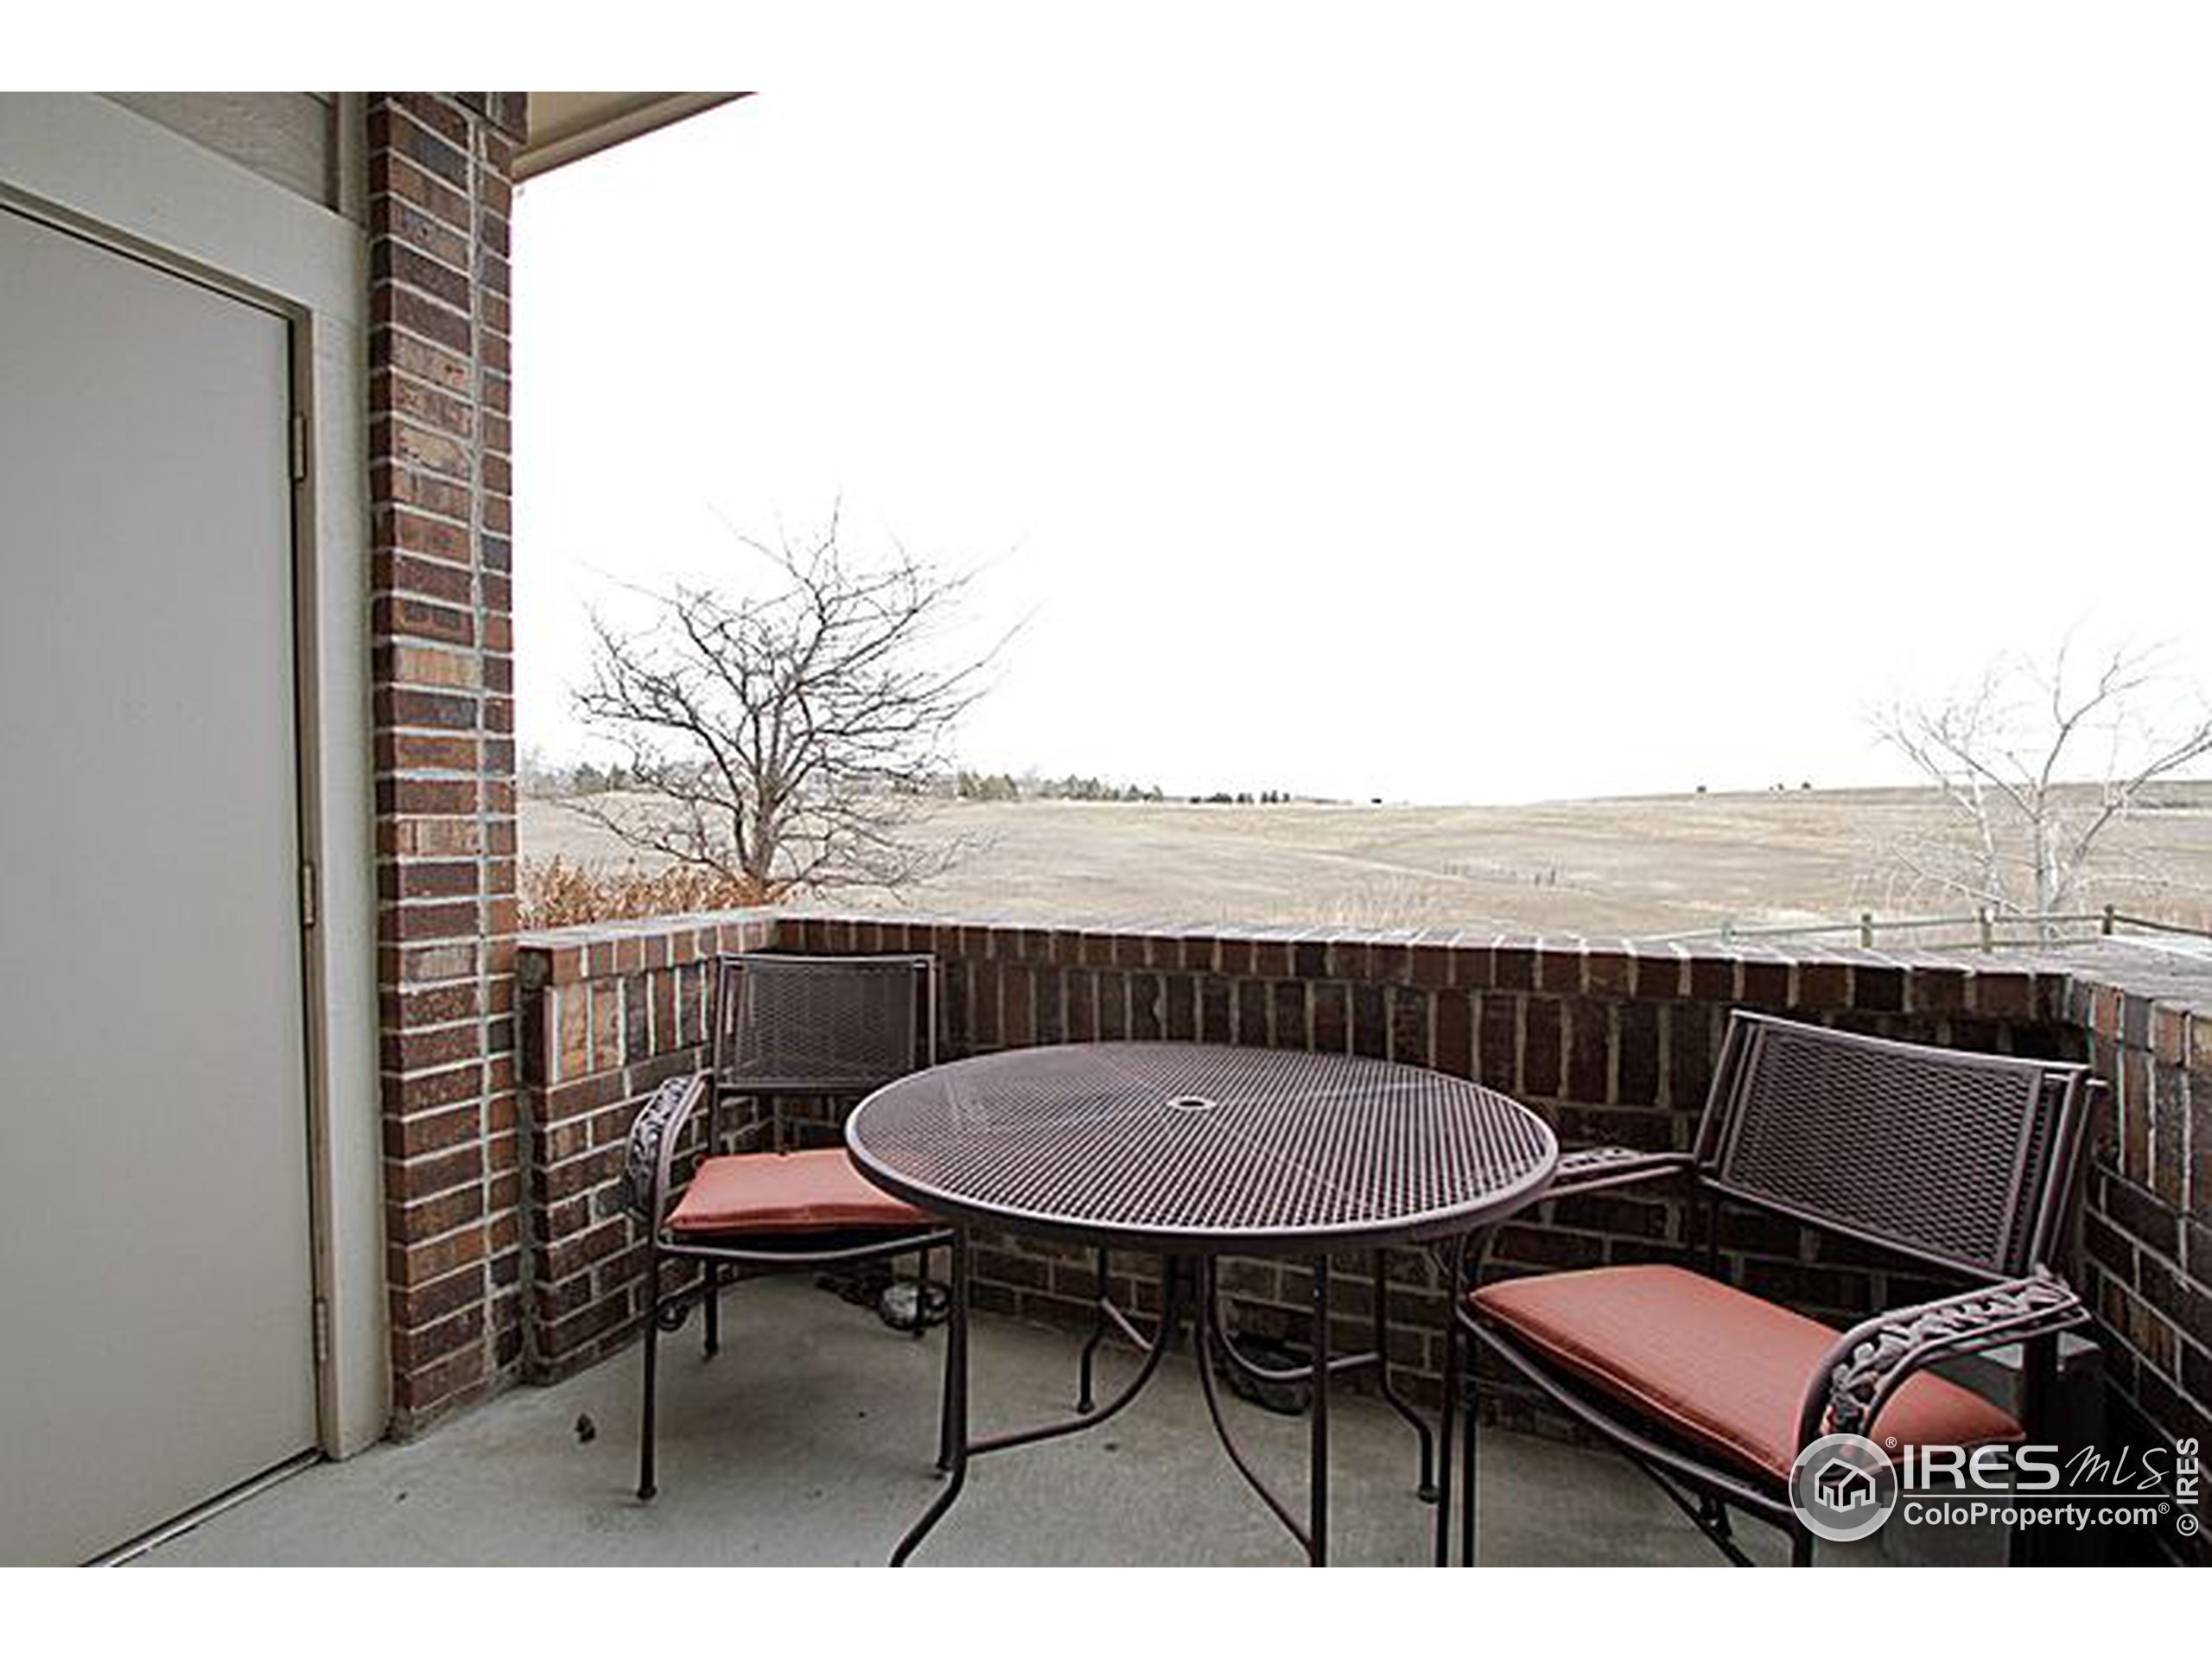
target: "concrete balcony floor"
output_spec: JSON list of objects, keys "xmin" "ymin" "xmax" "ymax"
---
[{"xmin": 134, "ymin": 1277, "xmax": 1778, "ymax": 1567}]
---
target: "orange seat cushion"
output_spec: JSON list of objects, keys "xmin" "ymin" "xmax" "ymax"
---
[
  {"xmin": 1472, "ymin": 1264, "xmax": 2022, "ymax": 1484},
  {"xmin": 665, "ymin": 1148, "xmax": 933, "ymax": 1236}
]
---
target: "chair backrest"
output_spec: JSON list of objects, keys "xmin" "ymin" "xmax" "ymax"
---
[
  {"xmin": 1692, "ymin": 1011, "xmax": 2092, "ymax": 1282},
  {"xmin": 622, "ymin": 1071, "xmax": 707, "ymax": 1222},
  {"xmin": 710, "ymin": 951, "xmax": 937, "ymax": 1096}
]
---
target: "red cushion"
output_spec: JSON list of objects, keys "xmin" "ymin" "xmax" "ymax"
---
[
  {"xmin": 1472, "ymin": 1264, "xmax": 2022, "ymax": 1484},
  {"xmin": 665, "ymin": 1148, "xmax": 933, "ymax": 1236}
]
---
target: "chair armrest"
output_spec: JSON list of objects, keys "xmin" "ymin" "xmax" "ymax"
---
[
  {"xmin": 1806, "ymin": 1269, "xmax": 2088, "ymax": 1445},
  {"xmin": 1433, "ymin": 1148, "xmax": 1693, "ymax": 1292},
  {"xmin": 1548, "ymin": 1146, "xmax": 1694, "ymax": 1199},
  {"xmin": 621, "ymin": 1071, "xmax": 709, "ymax": 1224}
]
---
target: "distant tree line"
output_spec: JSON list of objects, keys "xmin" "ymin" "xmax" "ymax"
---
[
  {"xmin": 528, "ymin": 748, "xmax": 1308, "ymax": 812},
  {"xmin": 954, "ymin": 770, "xmax": 1166, "ymax": 803},
  {"xmin": 951, "ymin": 773, "xmax": 1313, "ymax": 805},
  {"xmin": 521, "ymin": 750, "xmax": 633, "ymax": 797}
]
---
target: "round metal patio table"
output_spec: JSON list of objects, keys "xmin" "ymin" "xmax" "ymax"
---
[{"xmin": 844, "ymin": 1041, "xmax": 1558, "ymax": 1566}]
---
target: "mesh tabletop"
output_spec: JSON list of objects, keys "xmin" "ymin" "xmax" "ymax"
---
[{"xmin": 845, "ymin": 1043, "xmax": 1557, "ymax": 1254}]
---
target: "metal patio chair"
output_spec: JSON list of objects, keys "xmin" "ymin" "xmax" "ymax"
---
[
  {"xmin": 1436, "ymin": 1009, "xmax": 2098, "ymax": 1567},
  {"xmin": 623, "ymin": 952, "xmax": 952, "ymax": 1501}
]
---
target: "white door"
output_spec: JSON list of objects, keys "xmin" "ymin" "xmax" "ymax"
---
[{"xmin": 0, "ymin": 205, "xmax": 318, "ymax": 1563}]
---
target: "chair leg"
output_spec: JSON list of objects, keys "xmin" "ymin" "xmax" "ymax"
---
[
  {"xmin": 638, "ymin": 1250, "xmax": 663, "ymax": 1502},
  {"xmin": 910, "ymin": 1245, "xmax": 931, "ymax": 1340},
  {"xmin": 703, "ymin": 1262, "xmax": 721, "ymax": 1357},
  {"xmin": 2010, "ymin": 1332, "xmax": 2057, "ymax": 1567}
]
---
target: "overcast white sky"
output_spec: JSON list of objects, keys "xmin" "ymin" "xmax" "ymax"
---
[{"xmin": 514, "ymin": 8, "xmax": 2209, "ymax": 804}]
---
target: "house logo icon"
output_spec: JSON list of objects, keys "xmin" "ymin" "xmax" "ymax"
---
[
  {"xmin": 1789, "ymin": 1433, "xmax": 1899, "ymax": 1544},
  {"xmin": 1815, "ymin": 1457, "xmax": 1877, "ymax": 1512}
]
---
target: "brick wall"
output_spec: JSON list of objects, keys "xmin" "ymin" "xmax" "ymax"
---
[
  {"xmin": 767, "ymin": 919, "xmax": 2075, "ymax": 1370},
  {"xmin": 514, "ymin": 913, "xmax": 775, "ymax": 1379},
  {"xmin": 2059, "ymin": 949, "xmax": 2212, "ymax": 1531},
  {"xmin": 512, "ymin": 911, "xmax": 2208, "ymax": 1560},
  {"xmin": 368, "ymin": 92, "xmax": 530, "ymax": 1431}
]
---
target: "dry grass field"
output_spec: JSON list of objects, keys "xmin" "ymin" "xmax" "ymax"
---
[{"xmin": 520, "ymin": 784, "xmax": 2212, "ymax": 940}]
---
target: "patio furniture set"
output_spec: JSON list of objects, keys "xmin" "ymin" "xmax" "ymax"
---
[{"xmin": 620, "ymin": 953, "xmax": 2100, "ymax": 1567}]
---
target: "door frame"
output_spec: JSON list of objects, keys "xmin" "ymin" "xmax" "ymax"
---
[{"xmin": 0, "ymin": 93, "xmax": 386, "ymax": 1457}]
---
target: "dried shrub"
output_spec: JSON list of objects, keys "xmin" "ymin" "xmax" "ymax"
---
[{"xmin": 519, "ymin": 855, "xmax": 774, "ymax": 931}]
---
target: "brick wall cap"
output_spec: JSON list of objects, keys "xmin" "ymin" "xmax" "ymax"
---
[
  {"xmin": 518, "ymin": 906, "xmax": 2210, "ymax": 1028},
  {"xmin": 517, "ymin": 906, "xmax": 781, "ymax": 982}
]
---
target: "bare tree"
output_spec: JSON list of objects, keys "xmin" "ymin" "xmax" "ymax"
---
[
  {"xmin": 1870, "ymin": 639, "xmax": 2212, "ymax": 931},
  {"xmin": 569, "ymin": 513, "xmax": 1004, "ymax": 899}
]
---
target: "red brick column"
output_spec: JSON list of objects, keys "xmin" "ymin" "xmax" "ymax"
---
[{"xmin": 367, "ymin": 92, "xmax": 530, "ymax": 1431}]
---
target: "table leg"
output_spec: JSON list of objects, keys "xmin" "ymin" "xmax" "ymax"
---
[
  {"xmin": 1434, "ymin": 1300, "xmax": 1459, "ymax": 1566},
  {"xmin": 893, "ymin": 1246, "xmax": 1408, "ymax": 1567},
  {"xmin": 893, "ymin": 1228, "xmax": 969, "ymax": 1567},
  {"xmin": 1459, "ymin": 1325, "xmax": 1478, "ymax": 1567},
  {"xmin": 1195, "ymin": 1255, "xmax": 1315, "ymax": 1556},
  {"xmin": 1310, "ymin": 1251, "xmax": 1330, "ymax": 1567},
  {"xmin": 1076, "ymin": 1247, "xmax": 1111, "ymax": 1412},
  {"xmin": 893, "ymin": 1239, "xmax": 1187, "ymax": 1565},
  {"xmin": 1370, "ymin": 1249, "xmax": 1439, "ymax": 1501},
  {"xmin": 972, "ymin": 1256, "xmax": 1179, "ymax": 1457}
]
